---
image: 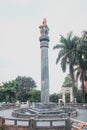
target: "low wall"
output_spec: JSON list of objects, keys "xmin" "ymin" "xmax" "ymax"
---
[
  {"xmin": 0, "ymin": 116, "xmax": 87, "ymax": 130},
  {"xmin": 0, "ymin": 116, "xmax": 70, "ymax": 130}
]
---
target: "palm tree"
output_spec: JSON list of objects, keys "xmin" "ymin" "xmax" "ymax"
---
[
  {"xmin": 76, "ymin": 65, "xmax": 85, "ymax": 103},
  {"xmin": 53, "ymin": 32, "xmax": 78, "ymax": 102},
  {"xmin": 76, "ymin": 31, "xmax": 87, "ymax": 103}
]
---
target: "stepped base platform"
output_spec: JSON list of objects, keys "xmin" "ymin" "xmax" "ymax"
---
[
  {"xmin": 12, "ymin": 102, "xmax": 78, "ymax": 119},
  {"xmin": 29, "ymin": 102, "xmax": 63, "ymax": 115}
]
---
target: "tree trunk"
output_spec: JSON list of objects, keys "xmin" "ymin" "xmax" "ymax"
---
[
  {"xmin": 81, "ymin": 70, "xmax": 85, "ymax": 103},
  {"xmin": 69, "ymin": 65, "xmax": 75, "ymax": 102}
]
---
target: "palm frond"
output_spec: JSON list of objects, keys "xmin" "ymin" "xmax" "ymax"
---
[
  {"xmin": 53, "ymin": 44, "xmax": 64, "ymax": 50},
  {"xmin": 60, "ymin": 35, "xmax": 68, "ymax": 48},
  {"xmin": 61, "ymin": 57, "xmax": 67, "ymax": 72},
  {"xmin": 67, "ymin": 31, "xmax": 73, "ymax": 41},
  {"xmin": 56, "ymin": 49, "xmax": 65, "ymax": 64}
]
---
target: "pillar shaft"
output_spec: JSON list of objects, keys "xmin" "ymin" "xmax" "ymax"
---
[
  {"xmin": 40, "ymin": 41, "xmax": 49, "ymax": 103},
  {"xmin": 39, "ymin": 18, "xmax": 50, "ymax": 104}
]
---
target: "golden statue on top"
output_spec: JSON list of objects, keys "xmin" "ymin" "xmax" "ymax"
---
[
  {"xmin": 42, "ymin": 18, "xmax": 47, "ymax": 27},
  {"xmin": 39, "ymin": 18, "xmax": 49, "ymax": 36}
]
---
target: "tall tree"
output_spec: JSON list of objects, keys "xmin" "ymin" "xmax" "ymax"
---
[
  {"xmin": 76, "ymin": 31, "xmax": 87, "ymax": 102},
  {"xmin": 53, "ymin": 32, "xmax": 78, "ymax": 102},
  {"xmin": 3, "ymin": 80, "xmax": 16, "ymax": 102},
  {"xmin": 3, "ymin": 76, "xmax": 37, "ymax": 102},
  {"xmin": 15, "ymin": 76, "xmax": 37, "ymax": 90}
]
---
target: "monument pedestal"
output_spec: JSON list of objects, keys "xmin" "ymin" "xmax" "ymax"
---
[
  {"xmin": 33, "ymin": 102, "xmax": 57, "ymax": 109},
  {"xmin": 31, "ymin": 102, "xmax": 61, "ymax": 115}
]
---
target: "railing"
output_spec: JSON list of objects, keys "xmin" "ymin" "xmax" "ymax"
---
[{"xmin": 71, "ymin": 118, "xmax": 87, "ymax": 130}]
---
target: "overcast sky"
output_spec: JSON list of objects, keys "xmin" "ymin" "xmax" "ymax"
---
[{"xmin": 0, "ymin": 0, "xmax": 87, "ymax": 93}]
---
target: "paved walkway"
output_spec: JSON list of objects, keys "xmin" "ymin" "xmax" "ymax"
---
[{"xmin": 75, "ymin": 109, "xmax": 87, "ymax": 122}]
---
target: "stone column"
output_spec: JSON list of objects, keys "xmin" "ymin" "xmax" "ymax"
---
[
  {"xmin": 70, "ymin": 87, "xmax": 73, "ymax": 102},
  {"xmin": 39, "ymin": 18, "xmax": 50, "ymax": 103},
  {"xmin": 62, "ymin": 92, "xmax": 65, "ymax": 104}
]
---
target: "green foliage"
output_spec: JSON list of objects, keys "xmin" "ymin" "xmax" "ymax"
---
[
  {"xmin": 75, "ymin": 89, "xmax": 83, "ymax": 103},
  {"xmin": 63, "ymin": 75, "xmax": 72, "ymax": 87},
  {"xmin": 65, "ymin": 93, "xmax": 70, "ymax": 103},
  {"xmin": 0, "ymin": 90, "xmax": 6, "ymax": 102},
  {"xmin": 1, "ymin": 75, "xmax": 37, "ymax": 102},
  {"xmin": 53, "ymin": 32, "xmax": 78, "ymax": 72},
  {"xmin": 28, "ymin": 89, "xmax": 41, "ymax": 102},
  {"xmin": 50, "ymin": 93, "xmax": 61, "ymax": 103},
  {"xmin": 15, "ymin": 76, "xmax": 37, "ymax": 90}
]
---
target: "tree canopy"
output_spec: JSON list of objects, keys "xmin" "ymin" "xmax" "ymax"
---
[
  {"xmin": 2, "ymin": 76, "xmax": 37, "ymax": 102},
  {"xmin": 53, "ymin": 31, "xmax": 87, "ymax": 103}
]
